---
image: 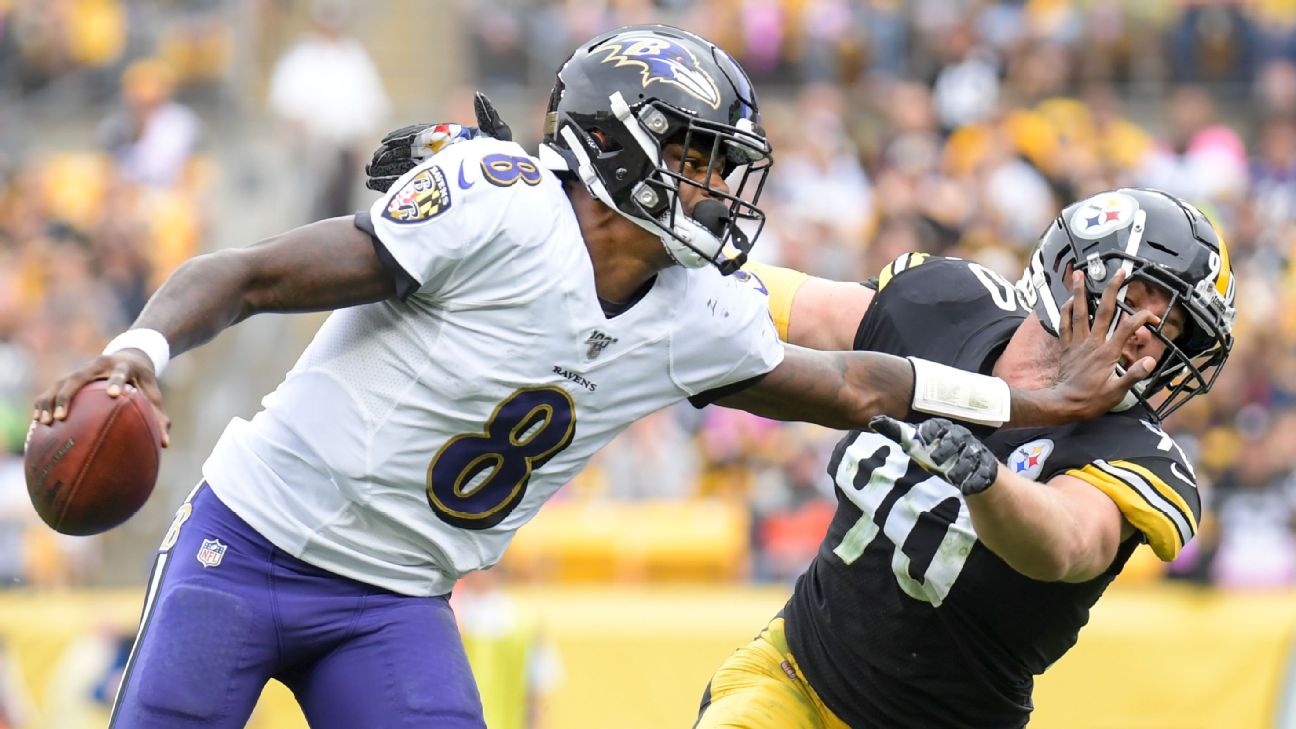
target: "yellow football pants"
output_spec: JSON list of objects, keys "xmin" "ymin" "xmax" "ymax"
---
[{"xmin": 694, "ymin": 617, "xmax": 850, "ymax": 729}]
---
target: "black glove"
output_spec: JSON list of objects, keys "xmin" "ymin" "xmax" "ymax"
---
[
  {"xmin": 364, "ymin": 92, "xmax": 513, "ymax": 192},
  {"xmin": 472, "ymin": 90, "xmax": 512, "ymax": 142},
  {"xmin": 868, "ymin": 416, "xmax": 999, "ymax": 495}
]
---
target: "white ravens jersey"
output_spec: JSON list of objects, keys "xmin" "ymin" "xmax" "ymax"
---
[{"xmin": 203, "ymin": 138, "xmax": 784, "ymax": 596}]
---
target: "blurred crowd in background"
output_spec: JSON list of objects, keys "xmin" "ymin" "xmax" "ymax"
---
[{"xmin": 2, "ymin": 0, "xmax": 1296, "ymax": 605}]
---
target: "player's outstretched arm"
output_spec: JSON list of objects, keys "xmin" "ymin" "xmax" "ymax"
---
[
  {"xmin": 967, "ymin": 468, "xmax": 1132, "ymax": 582},
  {"xmin": 718, "ymin": 268, "xmax": 1154, "ymax": 430},
  {"xmin": 32, "ymin": 217, "xmax": 392, "ymax": 434},
  {"xmin": 870, "ymin": 416, "xmax": 1133, "ymax": 582}
]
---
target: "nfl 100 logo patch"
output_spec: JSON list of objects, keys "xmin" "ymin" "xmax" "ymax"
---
[
  {"xmin": 196, "ymin": 538, "xmax": 227, "ymax": 568},
  {"xmin": 585, "ymin": 330, "xmax": 618, "ymax": 360}
]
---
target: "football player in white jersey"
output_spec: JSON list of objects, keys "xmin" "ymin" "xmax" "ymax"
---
[{"xmin": 33, "ymin": 25, "xmax": 1153, "ymax": 729}]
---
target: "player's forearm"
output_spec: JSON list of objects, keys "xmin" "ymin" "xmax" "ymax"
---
[
  {"xmin": 824, "ymin": 349, "xmax": 916, "ymax": 427},
  {"xmin": 731, "ymin": 348, "xmax": 1077, "ymax": 430},
  {"xmin": 132, "ymin": 249, "xmax": 258, "ymax": 358},
  {"xmin": 965, "ymin": 466, "xmax": 1105, "ymax": 582},
  {"xmin": 132, "ymin": 217, "xmax": 395, "ymax": 358},
  {"xmin": 722, "ymin": 348, "xmax": 914, "ymax": 429},
  {"xmin": 1003, "ymin": 388, "xmax": 1083, "ymax": 429}
]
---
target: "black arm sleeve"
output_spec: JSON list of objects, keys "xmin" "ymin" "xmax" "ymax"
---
[
  {"xmin": 354, "ymin": 211, "xmax": 420, "ymax": 301},
  {"xmin": 687, "ymin": 372, "xmax": 770, "ymax": 408}
]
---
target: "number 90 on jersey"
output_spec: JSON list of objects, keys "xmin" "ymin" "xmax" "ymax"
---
[{"xmin": 426, "ymin": 386, "xmax": 576, "ymax": 529}]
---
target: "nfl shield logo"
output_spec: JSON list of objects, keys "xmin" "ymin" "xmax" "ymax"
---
[
  {"xmin": 196, "ymin": 538, "xmax": 227, "ymax": 568},
  {"xmin": 585, "ymin": 330, "xmax": 618, "ymax": 360}
]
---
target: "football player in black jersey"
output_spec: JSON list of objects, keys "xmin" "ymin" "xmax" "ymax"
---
[{"xmin": 695, "ymin": 188, "xmax": 1235, "ymax": 729}]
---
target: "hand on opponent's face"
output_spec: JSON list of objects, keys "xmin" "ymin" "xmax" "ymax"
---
[{"xmin": 1044, "ymin": 269, "xmax": 1160, "ymax": 422}]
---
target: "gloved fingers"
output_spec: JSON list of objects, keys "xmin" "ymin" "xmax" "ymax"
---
[
  {"xmin": 916, "ymin": 418, "xmax": 956, "ymax": 442},
  {"xmin": 364, "ymin": 175, "xmax": 400, "ymax": 193},
  {"xmin": 928, "ymin": 436, "xmax": 961, "ymax": 467},
  {"xmin": 946, "ymin": 448, "xmax": 976, "ymax": 484},
  {"xmin": 374, "ymin": 144, "xmax": 414, "ymax": 164},
  {"xmin": 380, "ymin": 123, "xmax": 432, "ymax": 145},
  {"xmin": 952, "ymin": 441, "xmax": 998, "ymax": 495},
  {"xmin": 474, "ymin": 92, "xmax": 512, "ymax": 141},
  {"xmin": 367, "ymin": 158, "xmax": 413, "ymax": 177},
  {"xmin": 868, "ymin": 415, "xmax": 912, "ymax": 445},
  {"xmin": 915, "ymin": 418, "xmax": 960, "ymax": 466}
]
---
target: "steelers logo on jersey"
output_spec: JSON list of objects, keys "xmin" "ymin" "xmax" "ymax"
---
[
  {"xmin": 1068, "ymin": 191, "xmax": 1138, "ymax": 240},
  {"xmin": 1007, "ymin": 438, "xmax": 1054, "ymax": 481},
  {"xmin": 383, "ymin": 166, "xmax": 452, "ymax": 224}
]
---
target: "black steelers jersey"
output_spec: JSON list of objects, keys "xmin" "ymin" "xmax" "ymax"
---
[{"xmin": 784, "ymin": 255, "xmax": 1201, "ymax": 729}]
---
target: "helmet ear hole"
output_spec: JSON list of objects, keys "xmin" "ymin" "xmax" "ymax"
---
[{"xmin": 595, "ymin": 132, "xmax": 621, "ymax": 154}]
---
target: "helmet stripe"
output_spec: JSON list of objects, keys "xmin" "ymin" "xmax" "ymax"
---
[{"xmin": 1214, "ymin": 234, "xmax": 1232, "ymax": 300}]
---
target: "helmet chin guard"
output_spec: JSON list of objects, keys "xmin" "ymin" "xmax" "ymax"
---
[{"xmin": 654, "ymin": 198, "xmax": 731, "ymax": 268}]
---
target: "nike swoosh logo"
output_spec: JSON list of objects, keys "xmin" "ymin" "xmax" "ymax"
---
[
  {"xmin": 457, "ymin": 161, "xmax": 475, "ymax": 190},
  {"xmin": 1170, "ymin": 461, "xmax": 1195, "ymax": 488}
]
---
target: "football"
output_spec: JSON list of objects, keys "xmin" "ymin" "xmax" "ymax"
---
[{"xmin": 24, "ymin": 380, "xmax": 163, "ymax": 536}]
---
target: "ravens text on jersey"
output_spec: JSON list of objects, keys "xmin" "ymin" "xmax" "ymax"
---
[{"xmin": 782, "ymin": 255, "xmax": 1200, "ymax": 729}]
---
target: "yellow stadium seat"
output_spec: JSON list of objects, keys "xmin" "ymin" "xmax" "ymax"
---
[
  {"xmin": 41, "ymin": 152, "xmax": 113, "ymax": 230},
  {"xmin": 504, "ymin": 500, "xmax": 750, "ymax": 582},
  {"xmin": 67, "ymin": 0, "xmax": 126, "ymax": 67}
]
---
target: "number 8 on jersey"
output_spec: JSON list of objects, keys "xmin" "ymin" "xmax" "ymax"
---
[{"xmin": 426, "ymin": 386, "xmax": 576, "ymax": 529}]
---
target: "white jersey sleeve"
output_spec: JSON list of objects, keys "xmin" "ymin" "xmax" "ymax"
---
[
  {"xmin": 366, "ymin": 137, "xmax": 542, "ymax": 296},
  {"xmin": 668, "ymin": 266, "xmax": 785, "ymax": 394}
]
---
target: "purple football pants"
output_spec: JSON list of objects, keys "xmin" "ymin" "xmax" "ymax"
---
[{"xmin": 109, "ymin": 484, "xmax": 485, "ymax": 729}]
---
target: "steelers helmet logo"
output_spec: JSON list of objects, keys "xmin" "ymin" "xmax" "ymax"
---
[{"xmin": 1068, "ymin": 191, "xmax": 1139, "ymax": 241}]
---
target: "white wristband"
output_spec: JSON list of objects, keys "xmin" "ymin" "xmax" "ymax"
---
[
  {"xmin": 103, "ymin": 328, "xmax": 171, "ymax": 376},
  {"xmin": 908, "ymin": 356, "xmax": 1011, "ymax": 427}
]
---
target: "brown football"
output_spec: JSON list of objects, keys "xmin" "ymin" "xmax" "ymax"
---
[{"xmin": 24, "ymin": 380, "xmax": 163, "ymax": 536}]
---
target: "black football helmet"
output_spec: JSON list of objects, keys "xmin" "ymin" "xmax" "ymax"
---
[
  {"xmin": 539, "ymin": 24, "xmax": 773, "ymax": 274},
  {"xmin": 1016, "ymin": 188, "xmax": 1237, "ymax": 420}
]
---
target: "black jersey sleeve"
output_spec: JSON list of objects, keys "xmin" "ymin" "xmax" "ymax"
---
[
  {"xmin": 355, "ymin": 211, "xmax": 419, "ymax": 301},
  {"xmin": 853, "ymin": 253, "xmax": 1026, "ymax": 371},
  {"xmin": 874, "ymin": 251, "xmax": 932, "ymax": 291},
  {"xmin": 1041, "ymin": 414, "xmax": 1201, "ymax": 561},
  {"xmin": 1068, "ymin": 453, "xmax": 1200, "ymax": 561}
]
